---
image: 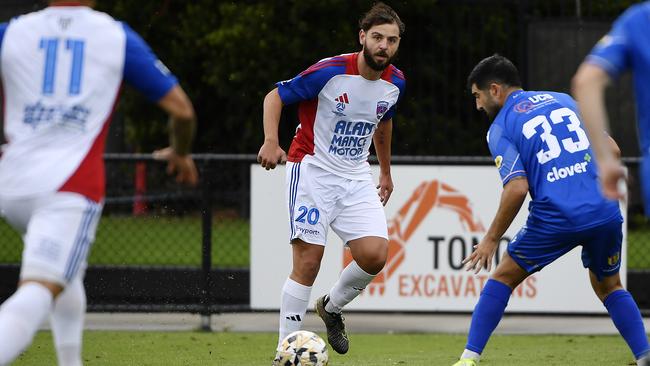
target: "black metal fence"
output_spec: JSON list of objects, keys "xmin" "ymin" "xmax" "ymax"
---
[{"xmin": 0, "ymin": 154, "xmax": 648, "ymax": 313}]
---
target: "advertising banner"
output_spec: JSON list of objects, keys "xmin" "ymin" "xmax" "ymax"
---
[{"xmin": 251, "ymin": 165, "xmax": 626, "ymax": 313}]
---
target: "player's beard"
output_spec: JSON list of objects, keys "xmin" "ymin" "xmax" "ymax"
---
[
  {"xmin": 483, "ymin": 99, "xmax": 502, "ymax": 121},
  {"xmin": 363, "ymin": 45, "xmax": 394, "ymax": 72}
]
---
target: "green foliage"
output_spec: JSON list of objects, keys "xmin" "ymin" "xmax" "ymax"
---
[
  {"xmin": 90, "ymin": 0, "xmax": 642, "ymax": 154},
  {"xmin": 97, "ymin": 0, "xmax": 373, "ymax": 153}
]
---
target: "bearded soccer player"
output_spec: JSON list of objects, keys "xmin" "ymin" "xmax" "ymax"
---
[
  {"xmin": 257, "ymin": 2, "xmax": 405, "ymax": 360},
  {"xmin": 0, "ymin": 1, "xmax": 197, "ymax": 364},
  {"xmin": 451, "ymin": 55, "xmax": 649, "ymax": 366}
]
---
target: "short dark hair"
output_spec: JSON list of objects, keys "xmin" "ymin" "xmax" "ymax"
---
[
  {"xmin": 359, "ymin": 2, "xmax": 405, "ymax": 36},
  {"xmin": 467, "ymin": 54, "xmax": 522, "ymax": 91}
]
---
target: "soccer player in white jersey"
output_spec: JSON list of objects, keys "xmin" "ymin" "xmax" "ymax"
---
[
  {"xmin": 0, "ymin": 1, "xmax": 197, "ymax": 364},
  {"xmin": 258, "ymin": 2, "xmax": 405, "ymax": 360}
]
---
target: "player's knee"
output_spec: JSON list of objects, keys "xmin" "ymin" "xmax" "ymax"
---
[
  {"xmin": 491, "ymin": 267, "xmax": 527, "ymax": 289},
  {"xmin": 292, "ymin": 259, "xmax": 321, "ymax": 283},
  {"xmin": 594, "ymin": 287, "xmax": 614, "ymax": 302},
  {"xmin": 490, "ymin": 273, "xmax": 518, "ymax": 289},
  {"xmin": 593, "ymin": 279, "xmax": 623, "ymax": 302},
  {"xmin": 356, "ymin": 253, "xmax": 386, "ymax": 275},
  {"xmin": 349, "ymin": 239, "xmax": 388, "ymax": 275}
]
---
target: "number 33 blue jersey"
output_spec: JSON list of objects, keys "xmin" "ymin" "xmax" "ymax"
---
[{"xmin": 487, "ymin": 90, "xmax": 621, "ymax": 231}]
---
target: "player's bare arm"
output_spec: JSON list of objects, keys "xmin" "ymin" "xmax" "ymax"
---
[
  {"xmin": 153, "ymin": 85, "xmax": 198, "ymax": 186},
  {"xmin": 572, "ymin": 63, "xmax": 625, "ymax": 200},
  {"xmin": 463, "ymin": 176, "xmax": 528, "ymax": 274},
  {"xmin": 373, "ymin": 118, "xmax": 394, "ymax": 206},
  {"xmin": 258, "ymin": 88, "xmax": 287, "ymax": 170},
  {"xmin": 608, "ymin": 134, "xmax": 621, "ymax": 160}
]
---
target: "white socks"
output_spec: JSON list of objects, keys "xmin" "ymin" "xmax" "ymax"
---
[
  {"xmin": 461, "ymin": 349, "xmax": 481, "ymax": 361},
  {"xmin": 638, "ymin": 353, "xmax": 650, "ymax": 366},
  {"xmin": 0, "ymin": 282, "xmax": 53, "ymax": 365},
  {"xmin": 278, "ymin": 278, "xmax": 312, "ymax": 347},
  {"xmin": 51, "ymin": 277, "xmax": 85, "ymax": 366},
  {"xmin": 325, "ymin": 261, "xmax": 375, "ymax": 314},
  {"xmin": 0, "ymin": 278, "xmax": 85, "ymax": 366}
]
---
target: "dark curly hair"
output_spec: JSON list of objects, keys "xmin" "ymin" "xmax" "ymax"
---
[
  {"xmin": 359, "ymin": 2, "xmax": 405, "ymax": 35},
  {"xmin": 467, "ymin": 54, "xmax": 522, "ymax": 91}
]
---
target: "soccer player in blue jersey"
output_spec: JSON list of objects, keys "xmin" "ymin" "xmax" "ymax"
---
[
  {"xmin": 573, "ymin": 2, "xmax": 650, "ymax": 210},
  {"xmin": 451, "ymin": 54, "xmax": 649, "ymax": 366},
  {"xmin": 0, "ymin": 1, "xmax": 197, "ymax": 364}
]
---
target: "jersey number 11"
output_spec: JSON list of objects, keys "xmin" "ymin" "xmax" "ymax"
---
[{"xmin": 39, "ymin": 37, "xmax": 85, "ymax": 96}]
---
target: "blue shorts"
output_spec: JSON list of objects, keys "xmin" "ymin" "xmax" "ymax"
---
[{"xmin": 507, "ymin": 218, "xmax": 623, "ymax": 281}]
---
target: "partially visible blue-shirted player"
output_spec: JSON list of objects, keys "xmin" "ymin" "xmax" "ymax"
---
[
  {"xmin": 0, "ymin": 1, "xmax": 197, "ymax": 365},
  {"xmin": 451, "ymin": 55, "xmax": 649, "ymax": 366},
  {"xmin": 573, "ymin": 2, "xmax": 650, "ymax": 212}
]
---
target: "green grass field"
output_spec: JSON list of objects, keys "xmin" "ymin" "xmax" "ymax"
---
[
  {"xmin": 0, "ymin": 215, "xmax": 649, "ymax": 269},
  {"xmin": 16, "ymin": 331, "xmax": 638, "ymax": 365}
]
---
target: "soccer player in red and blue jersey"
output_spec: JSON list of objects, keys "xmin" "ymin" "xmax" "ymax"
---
[
  {"xmin": 0, "ymin": 1, "xmax": 197, "ymax": 364},
  {"xmin": 452, "ymin": 55, "xmax": 649, "ymax": 366},
  {"xmin": 257, "ymin": 2, "xmax": 405, "ymax": 360},
  {"xmin": 573, "ymin": 2, "xmax": 650, "ymax": 213}
]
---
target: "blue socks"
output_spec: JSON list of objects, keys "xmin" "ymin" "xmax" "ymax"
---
[
  {"xmin": 604, "ymin": 289, "xmax": 650, "ymax": 360},
  {"xmin": 466, "ymin": 279, "xmax": 512, "ymax": 354},
  {"xmin": 465, "ymin": 282, "xmax": 650, "ymax": 360}
]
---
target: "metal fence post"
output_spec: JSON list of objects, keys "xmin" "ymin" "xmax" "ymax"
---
[{"xmin": 200, "ymin": 160, "xmax": 213, "ymax": 331}]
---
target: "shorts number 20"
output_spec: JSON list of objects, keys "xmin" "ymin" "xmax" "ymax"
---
[{"xmin": 295, "ymin": 206, "xmax": 320, "ymax": 225}]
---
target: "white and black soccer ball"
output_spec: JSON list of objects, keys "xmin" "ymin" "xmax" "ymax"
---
[{"xmin": 274, "ymin": 330, "xmax": 329, "ymax": 366}]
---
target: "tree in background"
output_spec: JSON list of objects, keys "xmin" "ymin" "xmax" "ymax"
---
[{"xmin": 94, "ymin": 0, "xmax": 637, "ymax": 155}]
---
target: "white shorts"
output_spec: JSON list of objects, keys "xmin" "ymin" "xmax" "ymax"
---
[
  {"xmin": 286, "ymin": 162, "xmax": 388, "ymax": 245},
  {"xmin": 0, "ymin": 192, "xmax": 103, "ymax": 285}
]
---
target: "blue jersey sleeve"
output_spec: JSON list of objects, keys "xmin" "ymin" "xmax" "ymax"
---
[
  {"xmin": 382, "ymin": 69, "xmax": 406, "ymax": 121},
  {"xmin": 383, "ymin": 105, "xmax": 396, "ymax": 121},
  {"xmin": 0, "ymin": 23, "xmax": 7, "ymax": 51},
  {"xmin": 121, "ymin": 22, "xmax": 178, "ymax": 102},
  {"xmin": 488, "ymin": 123, "xmax": 526, "ymax": 186},
  {"xmin": 585, "ymin": 5, "xmax": 643, "ymax": 79},
  {"xmin": 276, "ymin": 57, "xmax": 346, "ymax": 105}
]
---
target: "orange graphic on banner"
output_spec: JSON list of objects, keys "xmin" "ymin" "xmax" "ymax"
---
[{"xmin": 343, "ymin": 180, "xmax": 485, "ymax": 295}]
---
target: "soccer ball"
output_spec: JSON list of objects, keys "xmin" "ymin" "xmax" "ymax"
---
[{"xmin": 274, "ymin": 330, "xmax": 329, "ymax": 366}]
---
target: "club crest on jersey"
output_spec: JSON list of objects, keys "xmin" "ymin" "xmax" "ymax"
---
[
  {"xmin": 376, "ymin": 101, "xmax": 389, "ymax": 120},
  {"xmin": 58, "ymin": 17, "xmax": 72, "ymax": 30},
  {"xmin": 514, "ymin": 100, "xmax": 534, "ymax": 113},
  {"xmin": 607, "ymin": 252, "xmax": 620, "ymax": 266}
]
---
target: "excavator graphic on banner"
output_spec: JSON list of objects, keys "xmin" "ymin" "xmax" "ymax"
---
[{"xmin": 343, "ymin": 180, "xmax": 485, "ymax": 295}]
